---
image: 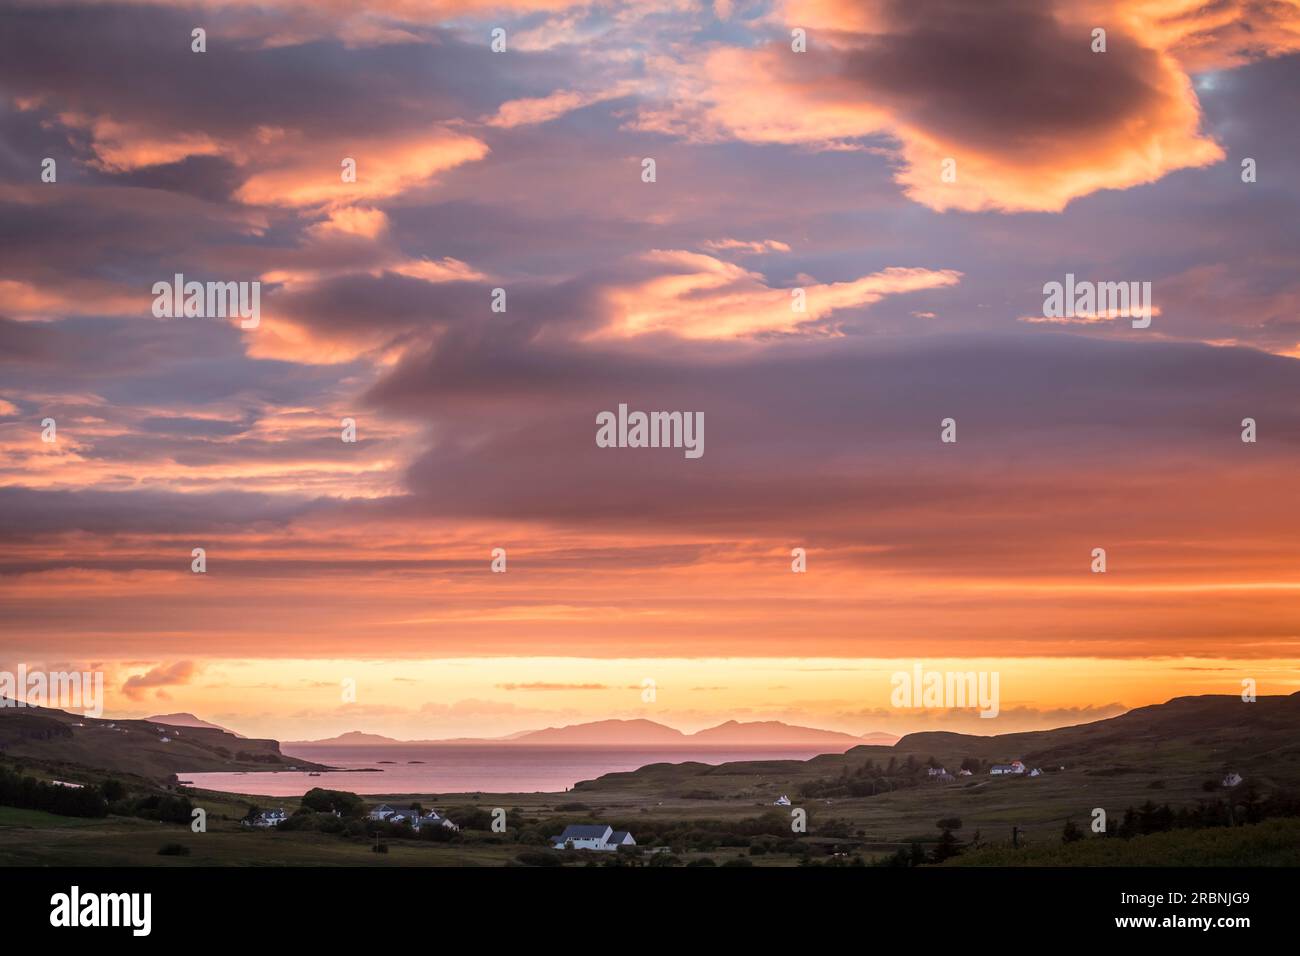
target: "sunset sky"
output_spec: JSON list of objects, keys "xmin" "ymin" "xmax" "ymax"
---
[{"xmin": 2, "ymin": 0, "xmax": 1299, "ymax": 741}]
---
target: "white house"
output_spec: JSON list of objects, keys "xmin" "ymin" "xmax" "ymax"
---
[
  {"xmin": 417, "ymin": 809, "xmax": 460, "ymax": 832},
  {"xmin": 160, "ymin": 736, "xmax": 171, "ymax": 743},
  {"xmin": 367, "ymin": 804, "xmax": 397, "ymax": 821},
  {"xmin": 990, "ymin": 760, "xmax": 1026, "ymax": 775},
  {"xmin": 774, "ymin": 795, "xmax": 791, "ymax": 806},
  {"xmin": 550, "ymin": 824, "xmax": 635, "ymax": 851},
  {"xmin": 245, "ymin": 808, "xmax": 288, "ymax": 828},
  {"xmin": 958, "ymin": 769, "xmax": 973, "ymax": 777},
  {"xmin": 926, "ymin": 767, "xmax": 947, "ymax": 777},
  {"xmin": 1028, "ymin": 768, "xmax": 1042, "ymax": 777},
  {"xmin": 1222, "ymin": 773, "xmax": 1243, "ymax": 788}
]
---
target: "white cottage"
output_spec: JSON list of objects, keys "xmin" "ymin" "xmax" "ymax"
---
[
  {"xmin": 245, "ymin": 808, "xmax": 288, "ymax": 828},
  {"xmin": 416, "ymin": 809, "xmax": 460, "ymax": 832},
  {"xmin": 550, "ymin": 824, "xmax": 635, "ymax": 851}
]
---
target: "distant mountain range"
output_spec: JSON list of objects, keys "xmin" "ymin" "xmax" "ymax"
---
[{"xmin": 283, "ymin": 719, "xmax": 899, "ymax": 750}]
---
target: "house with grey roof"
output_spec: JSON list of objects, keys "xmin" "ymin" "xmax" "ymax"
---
[{"xmin": 369, "ymin": 804, "xmax": 459, "ymax": 831}]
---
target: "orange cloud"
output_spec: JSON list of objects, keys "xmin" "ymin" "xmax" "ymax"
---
[
  {"xmin": 484, "ymin": 84, "xmax": 635, "ymax": 128},
  {"xmin": 57, "ymin": 112, "xmax": 224, "ymax": 173},
  {"xmin": 598, "ymin": 250, "xmax": 961, "ymax": 338},
  {"xmin": 122, "ymin": 660, "xmax": 198, "ymax": 700},
  {"xmin": 0, "ymin": 279, "xmax": 143, "ymax": 321},
  {"xmin": 1116, "ymin": 0, "xmax": 1300, "ymax": 72},
  {"xmin": 235, "ymin": 129, "xmax": 489, "ymax": 207}
]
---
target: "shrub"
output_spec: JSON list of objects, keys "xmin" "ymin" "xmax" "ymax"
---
[
  {"xmin": 100, "ymin": 779, "xmax": 127, "ymax": 801},
  {"xmin": 299, "ymin": 787, "xmax": 365, "ymax": 818}
]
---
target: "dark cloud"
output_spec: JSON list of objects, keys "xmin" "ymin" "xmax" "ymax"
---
[{"xmin": 839, "ymin": 0, "xmax": 1166, "ymax": 150}]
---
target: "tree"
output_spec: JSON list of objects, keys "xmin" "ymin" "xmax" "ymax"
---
[
  {"xmin": 299, "ymin": 788, "xmax": 364, "ymax": 818},
  {"xmin": 932, "ymin": 828, "xmax": 961, "ymax": 863},
  {"xmin": 1062, "ymin": 818, "xmax": 1084, "ymax": 843},
  {"xmin": 932, "ymin": 818, "xmax": 963, "ymax": 862}
]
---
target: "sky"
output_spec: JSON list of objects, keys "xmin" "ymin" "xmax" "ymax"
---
[{"xmin": 1, "ymin": 0, "xmax": 1299, "ymax": 741}]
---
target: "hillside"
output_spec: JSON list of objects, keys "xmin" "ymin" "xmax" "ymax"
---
[
  {"xmin": 0, "ymin": 702, "xmax": 324, "ymax": 779},
  {"xmin": 891, "ymin": 693, "xmax": 1300, "ymax": 780},
  {"xmin": 567, "ymin": 694, "xmax": 1300, "ymax": 845}
]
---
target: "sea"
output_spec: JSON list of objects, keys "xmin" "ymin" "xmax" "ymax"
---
[{"xmin": 181, "ymin": 743, "xmax": 846, "ymax": 796}]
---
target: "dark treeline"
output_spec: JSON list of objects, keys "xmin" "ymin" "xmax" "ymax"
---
[
  {"xmin": 799, "ymin": 754, "xmax": 980, "ymax": 798},
  {"xmin": 116, "ymin": 791, "xmax": 193, "ymax": 824},
  {"xmin": 1104, "ymin": 789, "xmax": 1300, "ymax": 840},
  {"xmin": 0, "ymin": 767, "xmax": 197, "ymax": 823},
  {"xmin": 0, "ymin": 766, "xmax": 108, "ymax": 818}
]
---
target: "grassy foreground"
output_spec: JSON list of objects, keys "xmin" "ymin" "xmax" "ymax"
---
[{"xmin": 947, "ymin": 818, "xmax": 1300, "ymax": 866}]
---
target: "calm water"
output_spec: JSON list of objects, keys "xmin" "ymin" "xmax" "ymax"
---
[{"xmin": 181, "ymin": 744, "xmax": 844, "ymax": 795}]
